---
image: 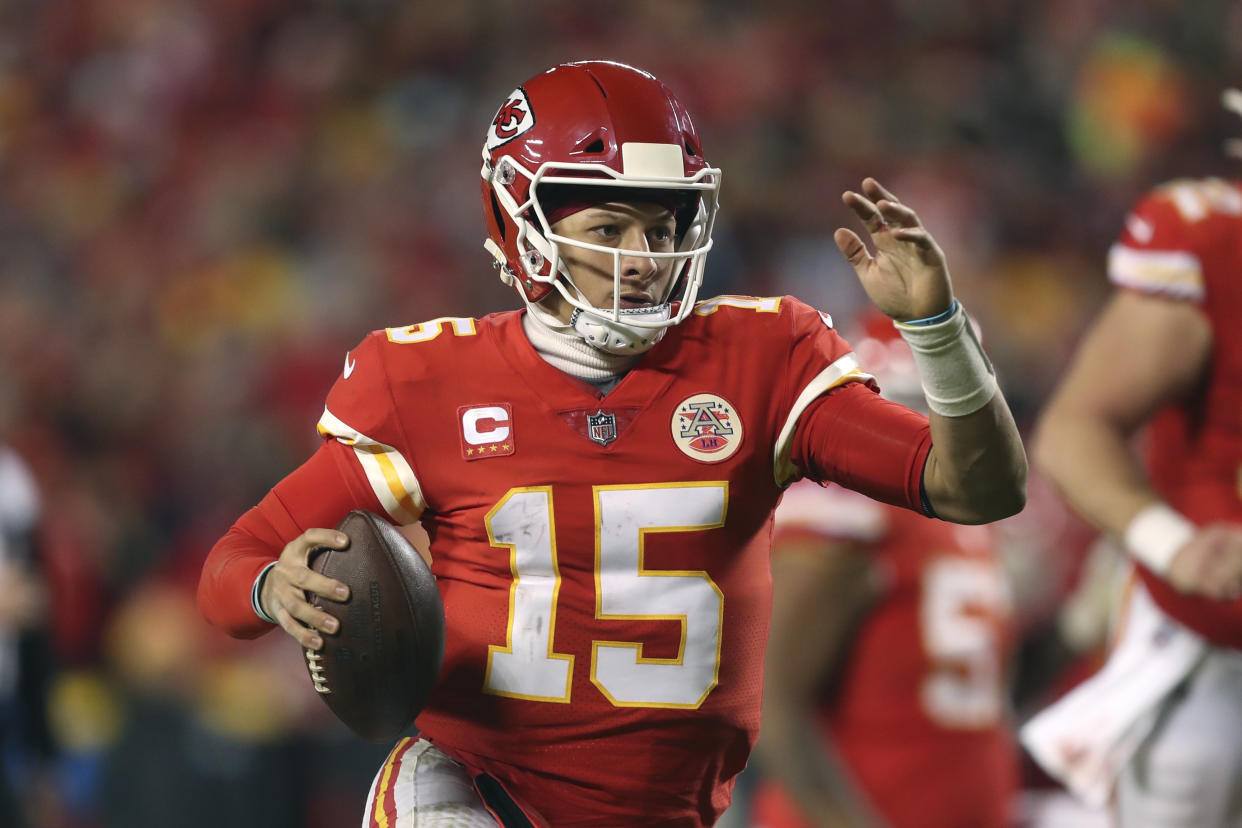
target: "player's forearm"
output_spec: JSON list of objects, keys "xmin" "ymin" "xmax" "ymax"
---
[
  {"xmin": 1033, "ymin": 406, "xmax": 1158, "ymax": 541},
  {"xmin": 923, "ymin": 389, "xmax": 1027, "ymax": 524},
  {"xmin": 198, "ymin": 442, "xmax": 380, "ymax": 637},
  {"xmin": 893, "ymin": 301, "xmax": 1026, "ymax": 523},
  {"xmin": 198, "ymin": 521, "xmax": 282, "ymax": 639}
]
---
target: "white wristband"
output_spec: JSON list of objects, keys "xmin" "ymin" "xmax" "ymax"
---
[
  {"xmin": 894, "ymin": 301, "xmax": 998, "ymax": 417},
  {"xmin": 252, "ymin": 561, "xmax": 279, "ymax": 624},
  {"xmin": 1123, "ymin": 503, "xmax": 1195, "ymax": 576}
]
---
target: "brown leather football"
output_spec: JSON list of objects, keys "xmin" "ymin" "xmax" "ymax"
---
[{"xmin": 305, "ymin": 509, "xmax": 445, "ymax": 742}]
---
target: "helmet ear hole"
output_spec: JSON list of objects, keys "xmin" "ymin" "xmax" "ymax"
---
[{"xmin": 571, "ymin": 129, "xmax": 610, "ymax": 156}]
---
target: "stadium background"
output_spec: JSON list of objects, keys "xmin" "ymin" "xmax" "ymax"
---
[{"xmin": 1, "ymin": 1, "xmax": 1239, "ymax": 825}]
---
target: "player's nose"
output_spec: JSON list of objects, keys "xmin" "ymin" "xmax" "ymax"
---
[{"xmin": 619, "ymin": 228, "xmax": 659, "ymax": 280}]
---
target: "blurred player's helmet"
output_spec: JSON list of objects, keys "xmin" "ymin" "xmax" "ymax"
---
[
  {"xmin": 480, "ymin": 61, "xmax": 721, "ymax": 354},
  {"xmin": 850, "ymin": 311, "xmax": 927, "ymax": 413},
  {"xmin": 849, "ymin": 309, "xmax": 986, "ymax": 414}
]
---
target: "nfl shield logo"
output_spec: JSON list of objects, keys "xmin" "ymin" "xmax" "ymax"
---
[{"xmin": 587, "ymin": 410, "xmax": 618, "ymax": 446}]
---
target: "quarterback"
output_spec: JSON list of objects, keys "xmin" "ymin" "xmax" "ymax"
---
[{"xmin": 198, "ymin": 61, "xmax": 1026, "ymax": 827}]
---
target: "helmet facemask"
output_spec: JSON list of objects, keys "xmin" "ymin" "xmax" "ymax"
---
[{"xmin": 484, "ymin": 153, "xmax": 721, "ymax": 354}]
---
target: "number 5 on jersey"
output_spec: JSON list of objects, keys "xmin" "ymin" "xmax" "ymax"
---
[{"xmin": 483, "ymin": 483, "xmax": 727, "ymax": 709}]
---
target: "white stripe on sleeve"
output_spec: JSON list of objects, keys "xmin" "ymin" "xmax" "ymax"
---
[
  {"xmin": 317, "ymin": 407, "xmax": 426, "ymax": 523},
  {"xmin": 773, "ymin": 353, "xmax": 871, "ymax": 487},
  {"xmin": 1107, "ymin": 244, "xmax": 1205, "ymax": 301}
]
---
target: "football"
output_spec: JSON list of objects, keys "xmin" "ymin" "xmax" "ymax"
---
[{"xmin": 304, "ymin": 509, "xmax": 445, "ymax": 742}]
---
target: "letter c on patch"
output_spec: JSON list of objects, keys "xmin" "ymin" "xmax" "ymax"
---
[{"xmin": 463, "ymin": 406, "xmax": 510, "ymax": 445}]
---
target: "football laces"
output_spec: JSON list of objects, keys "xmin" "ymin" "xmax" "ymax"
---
[{"xmin": 305, "ymin": 648, "xmax": 332, "ymax": 694}]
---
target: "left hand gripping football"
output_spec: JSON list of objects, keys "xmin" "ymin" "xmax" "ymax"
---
[{"xmin": 834, "ymin": 177, "xmax": 954, "ymax": 322}]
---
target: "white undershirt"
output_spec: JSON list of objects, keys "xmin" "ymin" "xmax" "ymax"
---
[{"xmin": 521, "ymin": 305, "xmax": 638, "ymax": 392}]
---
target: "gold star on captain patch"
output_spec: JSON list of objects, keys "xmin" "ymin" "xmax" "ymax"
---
[
  {"xmin": 502, "ymin": 443, "xmax": 511, "ymax": 451},
  {"xmin": 490, "ymin": 444, "xmax": 499, "ymax": 452},
  {"xmin": 466, "ymin": 447, "xmax": 475, "ymax": 455}
]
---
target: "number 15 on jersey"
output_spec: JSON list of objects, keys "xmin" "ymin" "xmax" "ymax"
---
[{"xmin": 483, "ymin": 482, "xmax": 728, "ymax": 709}]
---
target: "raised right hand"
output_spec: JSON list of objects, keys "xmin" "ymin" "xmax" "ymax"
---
[
  {"xmin": 1166, "ymin": 524, "xmax": 1242, "ymax": 601},
  {"xmin": 260, "ymin": 528, "xmax": 352, "ymax": 650}
]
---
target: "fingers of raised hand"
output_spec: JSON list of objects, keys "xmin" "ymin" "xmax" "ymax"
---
[
  {"xmin": 875, "ymin": 198, "xmax": 920, "ymax": 230},
  {"xmin": 888, "ymin": 225, "xmax": 938, "ymax": 253},
  {"xmin": 833, "ymin": 228, "xmax": 871, "ymax": 270},
  {"xmin": 841, "ymin": 190, "xmax": 886, "ymax": 235},
  {"xmin": 861, "ymin": 177, "xmax": 900, "ymax": 205}
]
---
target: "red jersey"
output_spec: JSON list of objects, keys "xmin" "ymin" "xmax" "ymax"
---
[
  {"xmin": 1108, "ymin": 178, "xmax": 1242, "ymax": 648},
  {"xmin": 754, "ymin": 481, "xmax": 1017, "ymax": 828},
  {"xmin": 199, "ymin": 296, "xmax": 934, "ymax": 827}
]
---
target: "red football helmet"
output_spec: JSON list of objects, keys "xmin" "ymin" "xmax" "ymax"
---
[{"xmin": 480, "ymin": 61, "xmax": 721, "ymax": 353}]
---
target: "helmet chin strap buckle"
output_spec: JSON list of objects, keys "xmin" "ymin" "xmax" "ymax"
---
[
  {"xmin": 484, "ymin": 239, "xmax": 516, "ymax": 286},
  {"xmin": 570, "ymin": 305, "xmax": 671, "ymax": 355}
]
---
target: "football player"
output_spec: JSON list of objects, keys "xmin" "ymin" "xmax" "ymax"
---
[
  {"xmin": 751, "ymin": 317, "xmax": 1018, "ymax": 828},
  {"xmin": 197, "ymin": 61, "xmax": 1026, "ymax": 826},
  {"xmin": 1021, "ymin": 91, "xmax": 1242, "ymax": 827}
]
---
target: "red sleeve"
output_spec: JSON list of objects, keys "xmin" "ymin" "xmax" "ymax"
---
[
  {"xmin": 197, "ymin": 439, "xmax": 387, "ymax": 638},
  {"xmin": 790, "ymin": 382, "xmax": 932, "ymax": 513}
]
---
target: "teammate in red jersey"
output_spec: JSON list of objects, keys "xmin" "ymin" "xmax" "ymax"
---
[
  {"xmin": 197, "ymin": 60, "xmax": 1026, "ymax": 826},
  {"xmin": 751, "ymin": 319, "xmax": 1018, "ymax": 828},
  {"xmin": 1025, "ymin": 96, "xmax": 1242, "ymax": 826}
]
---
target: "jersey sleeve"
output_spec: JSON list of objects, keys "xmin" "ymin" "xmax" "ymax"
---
[
  {"xmin": 791, "ymin": 383, "xmax": 932, "ymax": 511},
  {"xmin": 1106, "ymin": 180, "xmax": 1241, "ymax": 303},
  {"xmin": 197, "ymin": 439, "xmax": 390, "ymax": 638},
  {"xmin": 773, "ymin": 479, "xmax": 890, "ymax": 548},
  {"xmin": 771, "ymin": 298, "xmax": 875, "ymax": 486},
  {"xmin": 317, "ymin": 331, "xmax": 427, "ymax": 524}
]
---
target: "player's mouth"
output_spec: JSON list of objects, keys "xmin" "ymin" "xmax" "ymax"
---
[{"xmin": 617, "ymin": 291, "xmax": 656, "ymax": 309}]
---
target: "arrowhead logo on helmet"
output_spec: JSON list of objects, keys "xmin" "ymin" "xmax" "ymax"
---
[{"xmin": 486, "ymin": 89, "xmax": 534, "ymax": 150}]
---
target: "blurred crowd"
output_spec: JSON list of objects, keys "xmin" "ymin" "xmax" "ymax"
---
[{"xmin": 2, "ymin": 0, "xmax": 1241, "ymax": 825}]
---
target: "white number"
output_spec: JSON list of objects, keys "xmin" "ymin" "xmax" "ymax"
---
[
  {"xmin": 694, "ymin": 295, "xmax": 781, "ymax": 316},
  {"xmin": 483, "ymin": 483, "xmax": 726, "ymax": 708},
  {"xmin": 484, "ymin": 488, "xmax": 573, "ymax": 702},
  {"xmin": 386, "ymin": 317, "xmax": 477, "ymax": 344},
  {"xmin": 920, "ymin": 557, "xmax": 1010, "ymax": 729},
  {"xmin": 591, "ymin": 485, "xmax": 726, "ymax": 708},
  {"xmin": 1161, "ymin": 178, "xmax": 1242, "ymax": 223}
]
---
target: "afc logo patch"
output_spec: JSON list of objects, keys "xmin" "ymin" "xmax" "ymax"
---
[
  {"xmin": 459, "ymin": 404, "xmax": 515, "ymax": 460},
  {"xmin": 485, "ymin": 87, "xmax": 535, "ymax": 151},
  {"xmin": 671, "ymin": 393, "xmax": 743, "ymax": 463}
]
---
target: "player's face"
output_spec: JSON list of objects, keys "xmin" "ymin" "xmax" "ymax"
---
[{"xmin": 544, "ymin": 202, "xmax": 679, "ymax": 323}]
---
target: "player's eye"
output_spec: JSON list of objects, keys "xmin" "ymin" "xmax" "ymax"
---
[
  {"xmin": 592, "ymin": 224, "xmax": 621, "ymax": 240},
  {"xmin": 649, "ymin": 225, "xmax": 674, "ymax": 244}
]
